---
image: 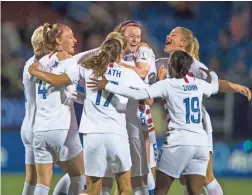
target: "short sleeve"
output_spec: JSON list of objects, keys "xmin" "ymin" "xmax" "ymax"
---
[
  {"xmin": 136, "ymin": 46, "xmax": 150, "ymax": 64},
  {"xmin": 146, "ymin": 80, "xmax": 169, "ymax": 98},
  {"xmin": 200, "ymin": 72, "xmax": 219, "ymax": 97},
  {"xmin": 190, "ymin": 60, "xmax": 210, "ymax": 81}
]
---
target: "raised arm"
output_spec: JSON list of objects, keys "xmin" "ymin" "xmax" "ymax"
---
[
  {"xmin": 73, "ymin": 48, "xmax": 100, "ymax": 64},
  {"xmin": 120, "ymin": 45, "xmax": 150, "ymax": 79}
]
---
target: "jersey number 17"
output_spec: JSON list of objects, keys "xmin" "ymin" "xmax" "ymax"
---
[{"xmin": 95, "ymin": 81, "xmax": 118, "ymax": 107}]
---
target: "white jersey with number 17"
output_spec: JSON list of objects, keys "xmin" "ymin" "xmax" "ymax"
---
[{"xmin": 78, "ymin": 63, "xmax": 148, "ymax": 138}]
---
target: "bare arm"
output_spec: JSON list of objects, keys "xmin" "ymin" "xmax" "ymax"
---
[
  {"xmin": 218, "ymin": 79, "xmax": 251, "ymax": 101},
  {"xmin": 28, "ymin": 63, "xmax": 71, "ymax": 87},
  {"xmin": 119, "ymin": 61, "xmax": 149, "ymax": 79}
]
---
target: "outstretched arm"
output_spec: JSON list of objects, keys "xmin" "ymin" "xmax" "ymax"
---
[
  {"xmin": 218, "ymin": 79, "xmax": 251, "ymax": 100},
  {"xmin": 87, "ymin": 77, "xmax": 167, "ymax": 100}
]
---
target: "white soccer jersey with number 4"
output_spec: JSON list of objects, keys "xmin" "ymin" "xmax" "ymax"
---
[
  {"xmin": 33, "ymin": 53, "xmax": 79, "ymax": 132},
  {"xmin": 21, "ymin": 55, "xmax": 37, "ymax": 132},
  {"xmin": 78, "ymin": 62, "xmax": 148, "ymax": 137}
]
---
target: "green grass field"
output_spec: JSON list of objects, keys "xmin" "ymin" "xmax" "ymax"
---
[{"xmin": 1, "ymin": 174, "xmax": 252, "ymax": 195}]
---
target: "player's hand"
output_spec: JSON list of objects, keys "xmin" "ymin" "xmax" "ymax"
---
[
  {"xmin": 157, "ymin": 65, "xmax": 168, "ymax": 81},
  {"xmin": 138, "ymin": 42, "xmax": 150, "ymax": 49},
  {"xmin": 87, "ymin": 76, "xmax": 108, "ymax": 90},
  {"xmin": 199, "ymin": 67, "xmax": 212, "ymax": 77},
  {"xmin": 28, "ymin": 62, "xmax": 40, "ymax": 75},
  {"xmin": 234, "ymin": 84, "xmax": 252, "ymax": 101}
]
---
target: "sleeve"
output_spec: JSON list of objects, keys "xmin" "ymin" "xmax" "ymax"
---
[
  {"xmin": 147, "ymin": 49, "xmax": 157, "ymax": 85},
  {"xmin": 105, "ymin": 83, "xmax": 150, "ymax": 100},
  {"xmin": 64, "ymin": 59, "xmax": 80, "ymax": 85},
  {"xmin": 190, "ymin": 60, "xmax": 210, "ymax": 81},
  {"xmin": 155, "ymin": 58, "xmax": 169, "ymax": 70},
  {"xmin": 135, "ymin": 46, "xmax": 150, "ymax": 64},
  {"xmin": 201, "ymin": 71, "xmax": 219, "ymax": 97},
  {"xmin": 105, "ymin": 79, "xmax": 168, "ymax": 100},
  {"xmin": 73, "ymin": 48, "xmax": 100, "ymax": 63},
  {"xmin": 126, "ymin": 69, "xmax": 149, "ymax": 89},
  {"xmin": 145, "ymin": 80, "xmax": 168, "ymax": 98}
]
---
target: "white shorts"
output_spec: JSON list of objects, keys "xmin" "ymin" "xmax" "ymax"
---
[
  {"xmin": 150, "ymin": 142, "xmax": 157, "ymax": 168},
  {"xmin": 33, "ymin": 130, "xmax": 82, "ymax": 164},
  {"xmin": 156, "ymin": 145, "xmax": 209, "ymax": 178},
  {"xmin": 83, "ymin": 133, "xmax": 132, "ymax": 178},
  {"xmin": 130, "ymin": 137, "xmax": 149, "ymax": 177},
  {"xmin": 21, "ymin": 130, "xmax": 35, "ymax": 165}
]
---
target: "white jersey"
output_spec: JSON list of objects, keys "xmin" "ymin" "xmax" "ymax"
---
[
  {"xmin": 21, "ymin": 55, "xmax": 37, "ymax": 132},
  {"xmin": 33, "ymin": 53, "xmax": 79, "ymax": 132},
  {"xmin": 124, "ymin": 46, "xmax": 155, "ymax": 137},
  {"xmin": 78, "ymin": 62, "xmax": 148, "ymax": 137},
  {"xmin": 157, "ymin": 58, "xmax": 217, "ymax": 134},
  {"xmin": 105, "ymin": 72, "xmax": 219, "ymax": 146}
]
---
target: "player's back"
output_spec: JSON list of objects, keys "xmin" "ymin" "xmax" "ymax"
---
[
  {"xmin": 162, "ymin": 74, "xmax": 209, "ymax": 146},
  {"xmin": 79, "ymin": 63, "xmax": 131, "ymax": 137},
  {"xmin": 21, "ymin": 55, "xmax": 37, "ymax": 132},
  {"xmin": 79, "ymin": 62, "xmax": 149, "ymax": 137},
  {"xmin": 34, "ymin": 54, "xmax": 78, "ymax": 132}
]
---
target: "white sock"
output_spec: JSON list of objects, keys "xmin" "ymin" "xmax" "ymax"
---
[
  {"xmin": 134, "ymin": 186, "xmax": 149, "ymax": 195},
  {"xmin": 100, "ymin": 187, "xmax": 112, "ymax": 195},
  {"xmin": 183, "ymin": 185, "xmax": 189, "ymax": 195},
  {"xmin": 34, "ymin": 184, "xmax": 50, "ymax": 195},
  {"xmin": 205, "ymin": 179, "xmax": 223, "ymax": 195},
  {"xmin": 68, "ymin": 175, "xmax": 86, "ymax": 195},
  {"xmin": 22, "ymin": 182, "xmax": 36, "ymax": 195},
  {"xmin": 147, "ymin": 165, "xmax": 155, "ymax": 191},
  {"xmin": 52, "ymin": 174, "xmax": 70, "ymax": 195}
]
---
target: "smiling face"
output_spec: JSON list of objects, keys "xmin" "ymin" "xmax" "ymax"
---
[
  {"xmin": 123, "ymin": 26, "xmax": 141, "ymax": 53},
  {"xmin": 164, "ymin": 27, "xmax": 185, "ymax": 54},
  {"xmin": 57, "ymin": 26, "xmax": 77, "ymax": 55}
]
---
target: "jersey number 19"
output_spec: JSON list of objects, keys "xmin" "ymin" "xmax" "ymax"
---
[{"xmin": 183, "ymin": 97, "xmax": 200, "ymax": 124}]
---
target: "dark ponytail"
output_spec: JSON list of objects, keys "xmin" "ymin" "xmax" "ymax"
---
[{"xmin": 169, "ymin": 50, "xmax": 193, "ymax": 79}]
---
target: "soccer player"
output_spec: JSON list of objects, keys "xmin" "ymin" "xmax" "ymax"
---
[
  {"xmin": 158, "ymin": 27, "xmax": 251, "ymax": 195},
  {"xmin": 87, "ymin": 50, "xmax": 220, "ymax": 195},
  {"xmin": 28, "ymin": 23, "xmax": 85, "ymax": 195},
  {"xmin": 28, "ymin": 32, "xmax": 152, "ymax": 195},
  {"xmin": 114, "ymin": 20, "xmax": 157, "ymax": 194},
  {"xmin": 21, "ymin": 25, "xmax": 52, "ymax": 195}
]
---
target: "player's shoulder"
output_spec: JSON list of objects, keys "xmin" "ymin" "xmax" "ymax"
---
[
  {"xmin": 191, "ymin": 58, "xmax": 207, "ymax": 69},
  {"xmin": 24, "ymin": 55, "xmax": 36, "ymax": 70}
]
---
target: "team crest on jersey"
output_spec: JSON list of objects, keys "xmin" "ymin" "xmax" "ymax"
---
[{"xmin": 140, "ymin": 51, "xmax": 148, "ymax": 60}]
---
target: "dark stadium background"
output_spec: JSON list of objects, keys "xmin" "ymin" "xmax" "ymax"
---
[{"xmin": 1, "ymin": 1, "xmax": 252, "ymax": 194}]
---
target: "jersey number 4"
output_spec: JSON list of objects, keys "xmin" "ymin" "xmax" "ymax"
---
[
  {"xmin": 38, "ymin": 80, "xmax": 47, "ymax": 99},
  {"xmin": 183, "ymin": 97, "xmax": 200, "ymax": 124},
  {"xmin": 95, "ymin": 81, "xmax": 118, "ymax": 107}
]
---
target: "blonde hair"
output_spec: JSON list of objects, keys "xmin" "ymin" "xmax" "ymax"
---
[
  {"xmin": 31, "ymin": 26, "xmax": 45, "ymax": 56},
  {"xmin": 42, "ymin": 23, "xmax": 67, "ymax": 52},
  {"xmin": 192, "ymin": 37, "xmax": 200, "ymax": 60},
  {"xmin": 82, "ymin": 32, "xmax": 125, "ymax": 78}
]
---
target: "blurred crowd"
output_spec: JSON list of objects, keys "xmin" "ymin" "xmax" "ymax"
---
[{"xmin": 1, "ymin": 1, "xmax": 252, "ymax": 97}]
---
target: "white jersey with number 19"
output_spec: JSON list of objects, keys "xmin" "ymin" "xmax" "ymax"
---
[{"xmin": 105, "ymin": 72, "xmax": 219, "ymax": 147}]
